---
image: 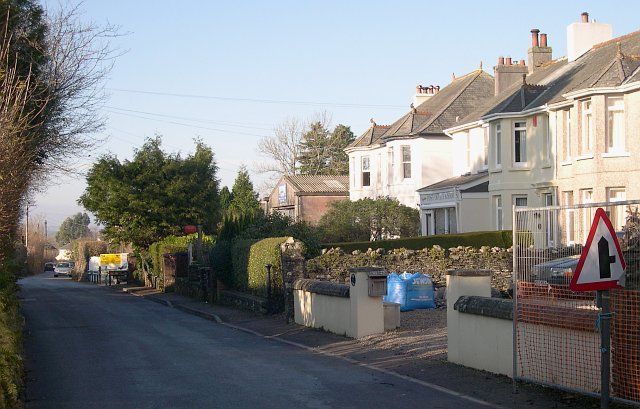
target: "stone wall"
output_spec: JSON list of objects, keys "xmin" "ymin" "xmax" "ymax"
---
[{"xmin": 306, "ymin": 245, "xmax": 513, "ymax": 294}]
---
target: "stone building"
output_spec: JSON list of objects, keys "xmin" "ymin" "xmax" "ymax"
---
[{"xmin": 264, "ymin": 175, "xmax": 349, "ymax": 225}]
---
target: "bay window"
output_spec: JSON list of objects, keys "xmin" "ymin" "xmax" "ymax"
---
[{"xmin": 606, "ymin": 96, "xmax": 625, "ymax": 153}]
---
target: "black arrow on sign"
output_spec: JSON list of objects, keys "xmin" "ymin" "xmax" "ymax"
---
[{"xmin": 598, "ymin": 237, "xmax": 616, "ymax": 279}]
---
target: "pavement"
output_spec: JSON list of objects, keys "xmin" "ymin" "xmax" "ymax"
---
[{"xmin": 19, "ymin": 274, "xmax": 621, "ymax": 409}]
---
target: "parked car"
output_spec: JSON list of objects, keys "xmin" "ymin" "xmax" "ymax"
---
[
  {"xmin": 53, "ymin": 262, "xmax": 72, "ymax": 278},
  {"xmin": 44, "ymin": 262, "xmax": 55, "ymax": 272},
  {"xmin": 531, "ymin": 255, "xmax": 580, "ymax": 285}
]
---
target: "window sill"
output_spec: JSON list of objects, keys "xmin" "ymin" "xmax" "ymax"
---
[
  {"xmin": 490, "ymin": 167, "xmax": 502, "ymax": 174},
  {"xmin": 511, "ymin": 163, "xmax": 530, "ymax": 171},
  {"xmin": 561, "ymin": 160, "xmax": 572, "ymax": 166},
  {"xmin": 542, "ymin": 163, "xmax": 552, "ymax": 169},
  {"xmin": 602, "ymin": 151, "xmax": 630, "ymax": 158},
  {"xmin": 576, "ymin": 154, "xmax": 594, "ymax": 161}
]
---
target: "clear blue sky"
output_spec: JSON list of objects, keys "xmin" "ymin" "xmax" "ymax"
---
[{"xmin": 34, "ymin": 0, "xmax": 640, "ymax": 232}]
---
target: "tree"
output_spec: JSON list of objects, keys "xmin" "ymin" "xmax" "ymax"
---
[
  {"xmin": 327, "ymin": 124, "xmax": 355, "ymax": 175},
  {"xmin": 56, "ymin": 212, "xmax": 91, "ymax": 245},
  {"xmin": 228, "ymin": 166, "xmax": 261, "ymax": 219},
  {"xmin": 299, "ymin": 121, "xmax": 331, "ymax": 175},
  {"xmin": 79, "ymin": 137, "xmax": 220, "ymax": 249},
  {"xmin": 0, "ymin": 2, "xmax": 118, "ymax": 266},
  {"xmin": 256, "ymin": 117, "xmax": 303, "ymax": 178},
  {"xmin": 219, "ymin": 186, "xmax": 233, "ymax": 214},
  {"xmin": 318, "ymin": 198, "xmax": 420, "ymax": 242}
]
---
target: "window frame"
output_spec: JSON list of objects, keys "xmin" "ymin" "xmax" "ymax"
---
[
  {"xmin": 513, "ymin": 121, "xmax": 527, "ymax": 166},
  {"xmin": 607, "ymin": 187, "xmax": 626, "ymax": 231},
  {"xmin": 361, "ymin": 156, "xmax": 371, "ymax": 187},
  {"xmin": 483, "ymin": 126, "xmax": 489, "ymax": 169},
  {"xmin": 494, "ymin": 122, "xmax": 502, "ymax": 168},
  {"xmin": 562, "ymin": 191, "xmax": 575, "ymax": 245},
  {"xmin": 401, "ymin": 145, "xmax": 411, "ymax": 179},
  {"xmin": 494, "ymin": 195, "xmax": 503, "ymax": 230},
  {"xmin": 562, "ymin": 108, "xmax": 572, "ymax": 162},
  {"xmin": 580, "ymin": 99, "xmax": 594, "ymax": 155},
  {"xmin": 606, "ymin": 96, "xmax": 625, "ymax": 154}
]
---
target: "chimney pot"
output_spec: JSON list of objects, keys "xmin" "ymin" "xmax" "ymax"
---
[
  {"xmin": 505, "ymin": 56, "xmax": 512, "ymax": 65},
  {"xmin": 540, "ymin": 33, "xmax": 548, "ymax": 47},
  {"xmin": 416, "ymin": 85, "xmax": 421, "ymax": 93},
  {"xmin": 498, "ymin": 56, "xmax": 505, "ymax": 65},
  {"xmin": 531, "ymin": 28, "xmax": 540, "ymax": 47},
  {"xmin": 581, "ymin": 12, "xmax": 589, "ymax": 23},
  {"xmin": 519, "ymin": 59, "xmax": 525, "ymax": 66},
  {"xmin": 435, "ymin": 85, "xmax": 440, "ymax": 91}
]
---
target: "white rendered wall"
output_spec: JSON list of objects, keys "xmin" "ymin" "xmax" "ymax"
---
[{"xmin": 567, "ymin": 21, "xmax": 612, "ymax": 62}]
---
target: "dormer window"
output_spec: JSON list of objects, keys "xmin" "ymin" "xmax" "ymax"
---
[{"xmin": 513, "ymin": 121, "xmax": 527, "ymax": 165}]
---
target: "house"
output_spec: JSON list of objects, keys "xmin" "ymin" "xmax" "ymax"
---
[
  {"xmin": 345, "ymin": 70, "xmax": 495, "ymax": 213},
  {"xmin": 264, "ymin": 175, "xmax": 349, "ymax": 225},
  {"xmin": 427, "ymin": 12, "xmax": 640, "ymax": 245}
]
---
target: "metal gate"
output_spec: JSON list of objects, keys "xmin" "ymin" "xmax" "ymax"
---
[{"xmin": 513, "ymin": 200, "xmax": 640, "ymax": 405}]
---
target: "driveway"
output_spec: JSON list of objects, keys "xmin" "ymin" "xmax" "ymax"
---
[{"xmin": 20, "ymin": 274, "xmax": 496, "ymax": 409}]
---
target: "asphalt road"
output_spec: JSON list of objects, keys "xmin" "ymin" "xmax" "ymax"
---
[{"xmin": 20, "ymin": 273, "xmax": 494, "ymax": 409}]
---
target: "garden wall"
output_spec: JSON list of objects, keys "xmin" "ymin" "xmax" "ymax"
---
[{"xmin": 307, "ymin": 245, "xmax": 513, "ymax": 293}]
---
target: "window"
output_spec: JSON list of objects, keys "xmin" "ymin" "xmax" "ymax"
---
[
  {"xmin": 494, "ymin": 123, "xmax": 502, "ymax": 167},
  {"xmin": 544, "ymin": 193, "xmax": 555, "ymax": 246},
  {"xmin": 563, "ymin": 191, "xmax": 575, "ymax": 244},
  {"xmin": 581, "ymin": 189, "xmax": 593, "ymax": 239},
  {"xmin": 543, "ymin": 117, "xmax": 551, "ymax": 164},
  {"xmin": 562, "ymin": 109, "xmax": 571, "ymax": 161},
  {"xmin": 606, "ymin": 96, "xmax": 625, "ymax": 153},
  {"xmin": 361, "ymin": 156, "xmax": 370, "ymax": 187},
  {"xmin": 494, "ymin": 196, "xmax": 503, "ymax": 230},
  {"xmin": 514, "ymin": 195, "xmax": 528, "ymax": 229},
  {"xmin": 607, "ymin": 188, "xmax": 626, "ymax": 231},
  {"xmin": 580, "ymin": 99, "xmax": 594, "ymax": 154},
  {"xmin": 483, "ymin": 127, "xmax": 489, "ymax": 168},
  {"xmin": 513, "ymin": 121, "xmax": 527, "ymax": 164},
  {"xmin": 401, "ymin": 146, "xmax": 411, "ymax": 179},
  {"xmin": 514, "ymin": 195, "xmax": 528, "ymax": 207}
]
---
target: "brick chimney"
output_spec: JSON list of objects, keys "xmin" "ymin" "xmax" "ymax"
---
[
  {"xmin": 413, "ymin": 84, "xmax": 439, "ymax": 106},
  {"xmin": 494, "ymin": 55, "xmax": 528, "ymax": 95},
  {"xmin": 567, "ymin": 12, "xmax": 613, "ymax": 62},
  {"xmin": 527, "ymin": 28, "xmax": 552, "ymax": 73}
]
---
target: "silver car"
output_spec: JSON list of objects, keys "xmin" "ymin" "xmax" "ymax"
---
[{"xmin": 54, "ymin": 262, "xmax": 72, "ymax": 277}]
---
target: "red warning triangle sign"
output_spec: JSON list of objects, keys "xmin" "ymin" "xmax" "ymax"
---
[{"xmin": 570, "ymin": 208, "xmax": 626, "ymax": 291}]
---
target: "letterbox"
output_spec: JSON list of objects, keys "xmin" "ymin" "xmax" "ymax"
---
[{"xmin": 349, "ymin": 267, "xmax": 388, "ymax": 297}]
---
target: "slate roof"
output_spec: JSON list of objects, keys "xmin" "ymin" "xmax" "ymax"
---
[
  {"xmin": 283, "ymin": 175, "xmax": 349, "ymax": 194},
  {"xmin": 383, "ymin": 70, "xmax": 495, "ymax": 140},
  {"xmin": 417, "ymin": 172, "xmax": 488, "ymax": 192},
  {"xmin": 458, "ymin": 30, "xmax": 640, "ymax": 124},
  {"xmin": 347, "ymin": 124, "xmax": 391, "ymax": 149}
]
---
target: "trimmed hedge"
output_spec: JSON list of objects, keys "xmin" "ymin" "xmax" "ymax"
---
[
  {"xmin": 213, "ymin": 237, "xmax": 289, "ymax": 301},
  {"xmin": 322, "ymin": 230, "xmax": 513, "ymax": 253}
]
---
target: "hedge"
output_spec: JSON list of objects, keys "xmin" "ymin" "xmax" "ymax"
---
[
  {"xmin": 322, "ymin": 230, "xmax": 513, "ymax": 253},
  {"xmin": 231, "ymin": 237, "xmax": 289, "ymax": 298},
  {"xmin": 148, "ymin": 234, "xmax": 215, "ymax": 287}
]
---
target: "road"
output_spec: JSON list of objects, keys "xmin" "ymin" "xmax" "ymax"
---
[{"xmin": 20, "ymin": 273, "xmax": 494, "ymax": 409}]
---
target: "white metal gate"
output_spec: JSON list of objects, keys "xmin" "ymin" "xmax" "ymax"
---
[{"xmin": 513, "ymin": 200, "xmax": 640, "ymax": 405}]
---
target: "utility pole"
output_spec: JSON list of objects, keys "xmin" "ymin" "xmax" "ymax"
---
[
  {"xmin": 25, "ymin": 204, "xmax": 29, "ymax": 248},
  {"xmin": 44, "ymin": 219, "xmax": 48, "ymax": 238}
]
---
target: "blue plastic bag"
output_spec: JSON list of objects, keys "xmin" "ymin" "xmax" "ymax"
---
[
  {"xmin": 383, "ymin": 272, "xmax": 406, "ymax": 307},
  {"xmin": 404, "ymin": 272, "xmax": 435, "ymax": 311}
]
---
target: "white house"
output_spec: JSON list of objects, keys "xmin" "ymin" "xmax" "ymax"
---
[{"xmin": 345, "ymin": 70, "xmax": 495, "ymax": 212}]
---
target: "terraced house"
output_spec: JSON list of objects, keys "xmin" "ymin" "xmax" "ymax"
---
[
  {"xmin": 345, "ymin": 69, "xmax": 495, "ymax": 229},
  {"xmin": 424, "ymin": 12, "xmax": 640, "ymax": 243}
]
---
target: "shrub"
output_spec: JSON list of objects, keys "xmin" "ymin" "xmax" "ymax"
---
[
  {"xmin": 322, "ymin": 230, "xmax": 513, "ymax": 253},
  {"xmin": 245, "ymin": 237, "xmax": 289, "ymax": 298},
  {"xmin": 318, "ymin": 198, "xmax": 420, "ymax": 242},
  {"xmin": 210, "ymin": 240, "xmax": 234, "ymax": 287},
  {"xmin": 148, "ymin": 234, "xmax": 215, "ymax": 287}
]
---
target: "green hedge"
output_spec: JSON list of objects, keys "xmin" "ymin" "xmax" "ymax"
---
[
  {"xmin": 148, "ymin": 234, "xmax": 215, "ymax": 288},
  {"xmin": 322, "ymin": 230, "xmax": 513, "ymax": 253}
]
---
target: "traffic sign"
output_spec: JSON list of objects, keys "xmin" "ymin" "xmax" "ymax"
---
[{"xmin": 570, "ymin": 208, "xmax": 626, "ymax": 291}]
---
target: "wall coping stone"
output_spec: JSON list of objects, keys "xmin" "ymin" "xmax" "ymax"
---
[
  {"xmin": 293, "ymin": 279, "xmax": 350, "ymax": 298},
  {"xmin": 446, "ymin": 269, "xmax": 493, "ymax": 277},
  {"xmin": 454, "ymin": 295, "xmax": 514, "ymax": 320}
]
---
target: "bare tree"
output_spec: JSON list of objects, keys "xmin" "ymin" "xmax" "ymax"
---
[
  {"xmin": 255, "ymin": 116, "xmax": 304, "ymax": 178},
  {"xmin": 0, "ymin": 3, "xmax": 119, "ymax": 265}
]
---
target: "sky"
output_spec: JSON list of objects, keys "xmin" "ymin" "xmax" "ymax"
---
[{"xmin": 32, "ymin": 0, "xmax": 640, "ymax": 234}]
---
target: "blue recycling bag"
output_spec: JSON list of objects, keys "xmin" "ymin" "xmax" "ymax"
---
[
  {"xmin": 383, "ymin": 272, "xmax": 406, "ymax": 307},
  {"xmin": 404, "ymin": 272, "xmax": 435, "ymax": 311}
]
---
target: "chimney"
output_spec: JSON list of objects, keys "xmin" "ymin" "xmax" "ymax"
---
[
  {"xmin": 413, "ymin": 84, "xmax": 439, "ymax": 106},
  {"xmin": 527, "ymin": 28, "xmax": 552, "ymax": 73},
  {"xmin": 567, "ymin": 12, "xmax": 613, "ymax": 62},
  {"xmin": 494, "ymin": 55, "xmax": 528, "ymax": 95}
]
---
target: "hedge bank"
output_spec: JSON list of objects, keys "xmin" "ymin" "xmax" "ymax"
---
[{"xmin": 322, "ymin": 230, "xmax": 512, "ymax": 253}]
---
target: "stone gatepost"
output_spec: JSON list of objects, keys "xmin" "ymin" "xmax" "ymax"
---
[{"xmin": 280, "ymin": 238, "xmax": 306, "ymax": 322}]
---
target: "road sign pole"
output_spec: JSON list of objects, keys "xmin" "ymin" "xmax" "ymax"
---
[{"xmin": 596, "ymin": 290, "xmax": 611, "ymax": 409}]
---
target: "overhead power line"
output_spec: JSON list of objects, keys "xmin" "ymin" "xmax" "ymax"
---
[{"xmin": 108, "ymin": 87, "xmax": 407, "ymax": 109}]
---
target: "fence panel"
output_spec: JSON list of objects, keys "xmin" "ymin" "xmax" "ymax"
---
[{"xmin": 513, "ymin": 201, "xmax": 640, "ymax": 404}]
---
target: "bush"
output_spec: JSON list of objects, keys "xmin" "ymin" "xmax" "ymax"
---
[
  {"xmin": 148, "ymin": 234, "xmax": 214, "ymax": 287},
  {"xmin": 210, "ymin": 240, "xmax": 233, "ymax": 287},
  {"xmin": 318, "ymin": 198, "xmax": 420, "ymax": 242},
  {"xmin": 245, "ymin": 237, "xmax": 289, "ymax": 298},
  {"xmin": 322, "ymin": 230, "xmax": 513, "ymax": 253}
]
